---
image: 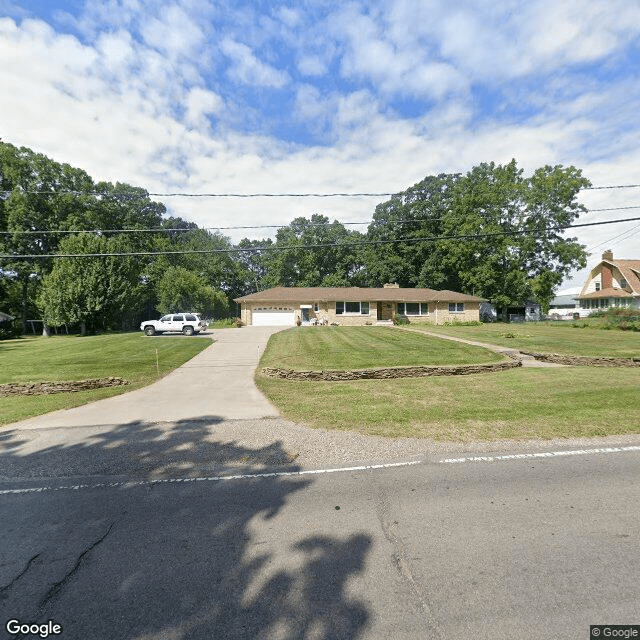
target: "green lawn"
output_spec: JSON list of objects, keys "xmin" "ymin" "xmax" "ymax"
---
[
  {"xmin": 409, "ymin": 322, "xmax": 640, "ymax": 358},
  {"xmin": 259, "ymin": 326, "xmax": 504, "ymax": 370},
  {"xmin": 0, "ymin": 333, "xmax": 211, "ymax": 425},
  {"xmin": 256, "ymin": 325, "xmax": 640, "ymax": 441},
  {"xmin": 257, "ymin": 367, "xmax": 640, "ymax": 441}
]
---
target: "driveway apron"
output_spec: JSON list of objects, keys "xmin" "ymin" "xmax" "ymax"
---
[{"xmin": 3, "ymin": 326, "xmax": 284, "ymax": 430}]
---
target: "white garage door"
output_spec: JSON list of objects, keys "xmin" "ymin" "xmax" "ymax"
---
[{"xmin": 252, "ymin": 308, "xmax": 296, "ymax": 326}]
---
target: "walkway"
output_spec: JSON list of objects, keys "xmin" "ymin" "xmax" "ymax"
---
[{"xmin": 401, "ymin": 327, "xmax": 565, "ymax": 368}]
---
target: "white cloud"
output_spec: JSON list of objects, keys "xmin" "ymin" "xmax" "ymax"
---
[
  {"xmin": 139, "ymin": 4, "xmax": 205, "ymax": 60},
  {"xmin": 297, "ymin": 55, "xmax": 327, "ymax": 77},
  {"xmin": 219, "ymin": 38, "xmax": 289, "ymax": 88},
  {"xmin": 184, "ymin": 87, "xmax": 223, "ymax": 127}
]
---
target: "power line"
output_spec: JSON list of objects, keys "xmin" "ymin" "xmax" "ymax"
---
[
  {"xmin": 3, "ymin": 215, "xmax": 640, "ymax": 260},
  {"xmin": 588, "ymin": 221, "xmax": 640, "ymax": 253},
  {"xmin": 3, "ymin": 205, "xmax": 640, "ymax": 237},
  {"xmin": 2, "ymin": 183, "xmax": 640, "ymax": 199}
]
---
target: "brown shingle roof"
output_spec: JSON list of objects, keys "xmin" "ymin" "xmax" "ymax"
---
[
  {"xmin": 235, "ymin": 286, "xmax": 481, "ymax": 303},
  {"xmin": 579, "ymin": 288, "xmax": 635, "ymax": 299},
  {"xmin": 614, "ymin": 260, "xmax": 640, "ymax": 294}
]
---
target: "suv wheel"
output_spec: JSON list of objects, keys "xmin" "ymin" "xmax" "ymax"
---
[
  {"xmin": 182, "ymin": 325, "xmax": 194, "ymax": 336},
  {"xmin": 144, "ymin": 325, "xmax": 156, "ymax": 336}
]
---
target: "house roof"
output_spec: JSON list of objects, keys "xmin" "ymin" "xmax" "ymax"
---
[
  {"xmin": 579, "ymin": 288, "xmax": 636, "ymax": 299},
  {"xmin": 579, "ymin": 253, "xmax": 640, "ymax": 299},
  {"xmin": 235, "ymin": 286, "xmax": 481, "ymax": 303},
  {"xmin": 549, "ymin": 294, "xmax": 579, "ymax": 307},
  {"xmin": 614, "ymin": 260, "xmax": 640, "ymax": 293},
  {"xmin": 0, "ymin": 311, "xmax": 15, "ymax": 322}
]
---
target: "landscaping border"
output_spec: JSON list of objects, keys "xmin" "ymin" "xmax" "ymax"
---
[
  {"xmin": 0, "ymin": 377, "xmax": 130, "ymax": 396},
  {"xmin": 261, "ymin": 359, "xmax": 521, "ymax": 381},
  {"xmin": 522, "ymin": 352, "xmax": 640, "ymax": 367}
]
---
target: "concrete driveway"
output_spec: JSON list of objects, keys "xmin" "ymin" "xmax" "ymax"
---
[{"xmin": 5, "ymin": 326, "xmax": 285, "ymax": 430}]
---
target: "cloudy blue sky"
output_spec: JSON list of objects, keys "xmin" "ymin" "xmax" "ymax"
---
[{"xmin": 1, "ymin": 0, "xmax": 640, "ymax": 288}]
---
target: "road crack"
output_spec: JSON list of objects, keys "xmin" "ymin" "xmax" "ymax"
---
[
  {"xmin": 0, "ymin": 553, "xmax": 40, "ymax": 598},
  {"xmin": 39, "ymin": 522, "xmax": 115, "ymax": 609},
  {"xmin": 375, "ymin": 489, "xmax": 444, "ymax": 639}
]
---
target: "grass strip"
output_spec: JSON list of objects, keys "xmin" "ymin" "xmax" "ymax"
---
[
  {"xmin": 257, "ymin": 367, "xmax": 640, "ymax": 441},
  {"xmin": 410, "ymin": 322, "xmax": 640, "ymax": 358}
]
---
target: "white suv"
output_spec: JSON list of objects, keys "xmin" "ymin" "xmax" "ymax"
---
[{"xmin": 141, "ymin": 313, "xmax": 208, "ymax": 336}]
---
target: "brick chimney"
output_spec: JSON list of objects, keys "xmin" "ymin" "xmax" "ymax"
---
[{"xmin": 601, "ymin": 250, "xmax": 613, "ymax": 289}]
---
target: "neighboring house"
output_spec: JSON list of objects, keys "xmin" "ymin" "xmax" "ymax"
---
[
  {"xmin": 235, "ymin": 284, "xmax": 481, "ymax": 326},
  {"xmin": 548, "ymin": 294, "xmax": 580, "ymax": 320},
  {"xmin": 578, "ymin": 249, "xmax": 640, "ymax": 314},
  {"xmin": 0, "ymin": 312, "xmax": 15, "ymax": 323},
  {"xmin": 479, "ymin": 301, "xmax": 541, "ymax": 322}
]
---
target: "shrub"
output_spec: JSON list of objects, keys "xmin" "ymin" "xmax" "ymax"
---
[
  {"xmin": 232, "ymin": 317, "xmax": 244, "ymax": 328},
  {"xmin": 443, "ymin": 320, "xmax": 482, "ymax": 326},
  {"xmin": 392, "ymin": 314, "xmax": 410, "ymax": 325},
  {"xmin": 0, "ymin": 321, "xmax": 20, "ymax": 340},
  {"xmin": 207, "ymin": 318, "xmax": 236, "ymax": 329}
]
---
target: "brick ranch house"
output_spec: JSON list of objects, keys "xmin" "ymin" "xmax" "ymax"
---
[
  {"xmin": 578, "ymin": 249, "xmax": 640, "ymax": 314},
  {"xmin": 234, "ymin": 284, "xmax": 481, "ymax": 326}
]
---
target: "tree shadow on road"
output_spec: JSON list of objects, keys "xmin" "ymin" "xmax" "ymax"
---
[{"xmin": 0, "ymin": 418, "xmax": 372, "ymax": 639}]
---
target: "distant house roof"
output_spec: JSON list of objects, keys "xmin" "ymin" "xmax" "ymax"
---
[
  {"xmin": 0, "ymin": 311, "xmax": 15, "ymax": 322},
  {"xmin": 235, "ymin": 286, "xmax": 481, "ymax": 304},
  {"xmin": 549, "ymin": 294, "xmax": 579, "ymax": 307},
  {"xmin": 613, "ymin": 259, "xmax": 640, "ymax": 293},
  {"xmin": 579, "ymin": 288, "xmax": 635, "ymax": 299},
  {"xmin": 578, "ymin": 251, "xmax": 640, "ymax": 300}
]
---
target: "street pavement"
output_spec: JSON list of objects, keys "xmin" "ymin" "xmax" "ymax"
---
[{"xmin": 1, "ymin": 448, "xmax": 639, "ymax": 639}]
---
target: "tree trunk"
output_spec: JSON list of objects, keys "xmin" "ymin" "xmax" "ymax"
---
[
  {"xmin": 80, "ymin": 321, "xmax": 86, "ymax": 336},
  {"xmin": 42, "ymin": 324, "xmax": 51, "ymax": 337}
]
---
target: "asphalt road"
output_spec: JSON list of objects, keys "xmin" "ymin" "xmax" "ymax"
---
[{"xmin": 1, "ymin": 446, "xmax": 639, "ymax": 640}]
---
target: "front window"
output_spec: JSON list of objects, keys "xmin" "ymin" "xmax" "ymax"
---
[
  {"xmin": 448, "ymin": 303, "xmax": 464, "ymax": 313},
  {"xmin": 336, "ymin": 301, "xmax": 369, "ymax": 315},
  {"xmin": 595, "ymin": 282, "xmax": 601, "ymax": 291},
  {"xmin": 397, "ymin": 302, "xmax": 429, "ymax": 315}
]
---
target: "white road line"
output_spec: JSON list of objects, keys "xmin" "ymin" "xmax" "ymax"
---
[
  {"xmin": 0, "ymin": 460, "xmax": 422, "ymax": 496},
  {"xmin": 440, "ymin": 445, "xmax": 640, "ymax": 464}
]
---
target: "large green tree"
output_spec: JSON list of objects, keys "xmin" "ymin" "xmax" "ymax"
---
[
  {"xmin": 155, "ymin": 266, "xmax": 228, "ymax": 318},
  {"xmin": 0, "ymin": 142, "xmax": 96, "ymax": 330},
  {"xmin": 38, "ymin": 234, "xmax": 146, "ymax": 334},
  {"xmin": 259, "ymin": 214, "xmax": 366, "ymax": 288},
  {"xmin": 364, "ymin": 160, "xmax": 590, "ymax": 312},
  {"xmin": 1, "ymin": 141, "xmax": 171, "ymax": 331}
]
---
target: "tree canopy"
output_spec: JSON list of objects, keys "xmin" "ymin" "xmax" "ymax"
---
[
  {"xmin": 363, "ymin": 160, "xmax": 590, "ymax": 311},
  {"xmin": 1, "ymin": 141, "xmax": 593, "ymax": 334}
]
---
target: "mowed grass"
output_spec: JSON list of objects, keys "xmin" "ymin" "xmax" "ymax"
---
[
  {"xmin": 257, "ymin": 367, "xmax": 640, "ymax": 441},
  {"xmin": 0, "ymin": 333, "xmax": 211, "ymax": 425},
  {"xmin": 259, "ymin": 326, "xmax": 504, "ymax": 370},
  {"xmin": 409, "ymin": 322, "xmax": 640, "ymax": 358},
  {"xmin": 256, "ymin": 325, "xmax": 640, "ymax": 440}
]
